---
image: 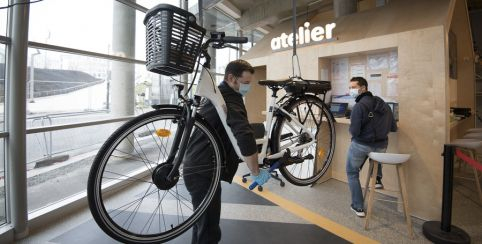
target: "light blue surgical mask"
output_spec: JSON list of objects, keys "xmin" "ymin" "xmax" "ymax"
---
[
  {"xmin": 239, "ymin": 83, "xmax": 251, "ymax": 96},
  {"xmin": 349, "ymin": 88, "xmax": 359, "ymax": 99}
]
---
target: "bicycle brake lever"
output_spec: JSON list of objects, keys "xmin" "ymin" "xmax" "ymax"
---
[{"xmin": 212, "ymin": 43, "xmax": 225, "ymax": 49}]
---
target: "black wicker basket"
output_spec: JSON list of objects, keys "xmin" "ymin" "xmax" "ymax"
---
[{"xmin": 144, "ymin": 4, "xmax": 206, "ymax": 76}]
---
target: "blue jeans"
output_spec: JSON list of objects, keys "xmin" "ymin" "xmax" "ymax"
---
[{"xmin": 346, "ymin": 141, "xmax": 386, "ymax": 209}]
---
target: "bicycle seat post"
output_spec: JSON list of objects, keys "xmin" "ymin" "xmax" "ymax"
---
[{"xmin": 270, "ymin": 87, "xmax": 280, "ymax": 98}]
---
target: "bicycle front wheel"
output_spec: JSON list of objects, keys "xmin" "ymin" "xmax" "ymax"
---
[
  {"xmin": 87, "ymin": 108, "xmax": 222, "ymax": 243},
  {"xmin": 272, "ymin": 95, "xmax": 336, "ymax": 186}
]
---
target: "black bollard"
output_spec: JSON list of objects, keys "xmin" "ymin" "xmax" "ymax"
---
[{"xmin": 422, "ymin": 144, "xmax": 470, "ymax": 244}]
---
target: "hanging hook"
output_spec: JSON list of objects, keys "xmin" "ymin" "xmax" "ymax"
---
[{"xmin": 291, "ymin": 0, "xmax": 302, "ymax": 79}]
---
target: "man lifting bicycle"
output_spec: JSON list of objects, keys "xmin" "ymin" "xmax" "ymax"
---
[{"xmin": 183, "ymin": 59, "xmax": 271, "ymax": 244}]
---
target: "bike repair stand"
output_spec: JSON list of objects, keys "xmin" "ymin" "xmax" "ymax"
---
[
  {"xmin": 242, "ymin": 152, "xmax": 289, "ymax": 192},
  {"xmin": 242, "ymin": 168, "xmax": 286, "ymax": 192},
  {"xmin": 422, "ymin": 144, "xmax": 470, "ymax": 244}
]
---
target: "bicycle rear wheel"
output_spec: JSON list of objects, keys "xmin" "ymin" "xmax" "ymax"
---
[
  {"xmin": 272, "ymin": 95, "xmax": 335, "ymax": 186},
  {"xmin": 87, "ymin": 108, "xmax": 222, "ymax": 243}
]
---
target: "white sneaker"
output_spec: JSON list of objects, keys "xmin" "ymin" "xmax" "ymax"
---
[
  {"xmin": 375, "ymin": 179, "xmax": 384, "ymax": 189},
  {"xmin": 350, "ymin": 205, "xmax": 366, "ymax": 217}
]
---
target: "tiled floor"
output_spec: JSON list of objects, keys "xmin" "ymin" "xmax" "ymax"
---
[{"xmin": 15, "ymin": 164, "xmax": 482, "ymax": 244}]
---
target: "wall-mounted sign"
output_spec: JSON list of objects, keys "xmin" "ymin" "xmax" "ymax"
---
[{"xmin": 270, "ymin": 22, "xmax": 336, "ymax": 51}]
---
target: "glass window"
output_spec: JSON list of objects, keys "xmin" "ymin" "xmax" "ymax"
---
[
  {"xmin": 26, "ymin": 48, "xmax": 111, "ymax": 120},
  {"xmin": 29, "ymin": 0, "xmax": 148, "ymax": 61},
  {"xmin": 24, "ymin": 52, "xmax": 171, "ymax": 212},
  {"xmin": 22, "ymin": 0, "xmax": 259, "ymax": 214},
  {"xmin": 0, "ymin": 0, "xmax": 9, "ymax": 229},
  {"xmin": 0, "ymin": 1, "xmax": 7, "ymax": 37},
  {"xmin": 25, "ymin": 49, "xmax": 164, "ymax": 127},
  {"xmin": 26, "ymin": 124, "xmax": 122, "ymax": 212},
  {"xmin": 215, "ymin": 47, "xmax": 238, "ymax": 75},
  {"xmin": 29, "ymin": 0, "xmax": 114, "ymax": 55},
  {"xmin": 137, "ymin": 0, "xmax": 180, "ymax": 9},
  {"xmin": 0, "ymin": 138, "xmax": 4, "ymax": 225},
  {"xmin": 0, "ymin": 44, "xmax": 5, "ymax": 130}
]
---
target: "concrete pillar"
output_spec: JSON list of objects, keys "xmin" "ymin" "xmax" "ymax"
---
[
  {"xmin": 112, "ymin": 1, "xmax": 136, "ymax": 153},
  {"xmin": 334, "ymin": 0, "xmax": 357, "ymax": 18},
  {"xmin": 111, "ymin": 1, "xmax": 136, "ymax": 116},
  {"xmin": 6, "ymin": 0, "xmax": 30, "ymax": 239}
]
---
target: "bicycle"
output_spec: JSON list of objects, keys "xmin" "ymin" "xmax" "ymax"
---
[{"xmin": 87, "ymin": 4, "xmax": 336, "ymax": 243}]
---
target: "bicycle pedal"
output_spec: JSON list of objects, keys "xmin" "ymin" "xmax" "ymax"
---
[{"xmin": 283, "ymin": 154, "xmax": 314, "ymax": 166}]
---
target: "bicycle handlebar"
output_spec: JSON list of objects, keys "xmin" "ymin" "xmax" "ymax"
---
[
  {"xmin": 222, "ymin": 36, "xmax": 248, "ymax": 44},
  {"xmin": 202, "ymin": 33, "xmax": 248, "ymax": 51}
]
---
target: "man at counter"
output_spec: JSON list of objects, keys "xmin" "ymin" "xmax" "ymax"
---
[{"xmin": 346, "ymin": 76, "xmax": 397, "ymax": 217}]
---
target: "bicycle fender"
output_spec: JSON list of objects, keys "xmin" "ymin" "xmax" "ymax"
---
[{"xmin": 151, "ymin": 104, "xmax": 182, "ymax": 110}]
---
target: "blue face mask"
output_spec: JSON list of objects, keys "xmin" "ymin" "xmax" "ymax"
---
[
  {"xmin": 349, "ymin": 88, "xmax": 359, "ymax": 99},
  {"xmin": 239, "ymin": 83, "xmax": 251, "ymax": 96}
]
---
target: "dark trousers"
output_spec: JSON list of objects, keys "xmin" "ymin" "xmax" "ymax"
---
[{"xmin": 185, "ymin": 173, "xmax": 222, "ymax": 244}]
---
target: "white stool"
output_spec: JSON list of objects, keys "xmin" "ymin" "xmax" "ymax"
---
[
  {"xmin": 463, "ymin": 132, "xmax": 482, "ymax": 139},
  {"xmin": 365, "ymin": 152, "xmax": 413, "ymax": 238},
  {"xmin": 450, "ymin": 139, "xmax": 482, "ymax": 204},
  {"xmin": 465, "ymin": 128, "xmax": 482, "ymax": 134},
  {"xmin": 457, "ymin": 136, "xmax": 482, "ymax": 170}
]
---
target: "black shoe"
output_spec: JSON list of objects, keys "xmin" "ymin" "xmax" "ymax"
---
[
  {"xmin": 350, "ymin": 205, "xmax": 366, "ymax": 217},
  {"xmin": 375, "ymin": 178, "xmax": 384, "ymax": 189}
]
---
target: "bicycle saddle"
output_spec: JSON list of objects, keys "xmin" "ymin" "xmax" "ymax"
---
[
  {"xmin": 258, "ymin": 78, "xmax": 331, "ymax": 94},
  {"xmin": 258, "ymin": 79, "xmax": 292, "ymax": 87}
]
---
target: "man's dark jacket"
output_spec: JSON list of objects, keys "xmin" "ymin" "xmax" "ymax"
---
[
  {"xmin": 183, "ymin": 81, "xmax": 257, "ymax": 183},
  {"xmin": 349, "ymin": 92, "xmax": 397, "ymax": 148}
]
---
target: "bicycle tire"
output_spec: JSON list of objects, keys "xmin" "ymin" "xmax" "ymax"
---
[
  {"xmin": 87, "ymin": 108, "xmax": 223, "ymax": 243},
  {"xmin": 271, "ymin": 95, "xmax": 336, "ymax": 186}
]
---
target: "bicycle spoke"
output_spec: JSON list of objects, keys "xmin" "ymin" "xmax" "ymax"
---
[
  {"xmin": 157, "ymin": 120, "xmax": 174, "ymax": 163},
  {"xmin": 175, "ymin": 185, "xmax": 185, "ymax": 223},
  {"xmin": 122, "ymin": 184, "xmax": 155, "ymax": 229},
  {"xmin": 169, "ymin": 188, "xmax": 193, "ymax": 211},
  {"xmin": 107, "ymin": 186, "xmax": 159, "ymax": 225},
  {"xmin": 145, "ymin": 122, "xmax": 169, "ymax": 161},
  {"xmin": 157, "ymin": 191, "xmax": 165, "ymax": 233},
  {"xmin": 111, "ymin": 150, "xmax": 158, "ymax": 165},
  {"xmin": 141, "ymin": 193, "xmax": 166, "ymax": 234},
  {"xmin": 134, "ymin": 135, "xmax": 155, "ymax": 173},
  {"xmin": 125, "ymin": 136, "xmax": 154, "ymax": 174},
  {"xmin": 168, "ymin": 189, "xmax": 192, "ymax": 216},
  {"xmin": 102, "ymin": 176, "xmax": 152, "ymax": 184},
  {"xmin": 298, "ymin": 159, "xmax": 304, "ymax": 178}
]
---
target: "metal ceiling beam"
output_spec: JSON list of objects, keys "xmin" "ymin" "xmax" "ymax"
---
[
  {"xmin": 238, "ymin": 0, "xmax": 331, "ymax": 31},
  {"xmin": 238, "ymin": 0, "xmax": 291, "ymax": 30},
  {"xmin": 203, "ymin": 0, "xmax": 224, "ymax": 9},
  {"xmin": 215, "ymin": 0, "xmax": 242, "ymax": 19}
]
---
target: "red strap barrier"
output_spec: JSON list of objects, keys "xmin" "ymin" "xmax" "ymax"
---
[{"xmin": 455, "ymin": 148, "xmax": 482, "ymax": 172}]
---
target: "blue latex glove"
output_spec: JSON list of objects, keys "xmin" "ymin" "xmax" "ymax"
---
[{"xmin": 251, "ymin": 168, "xmax": 271, "ymax": 186}]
